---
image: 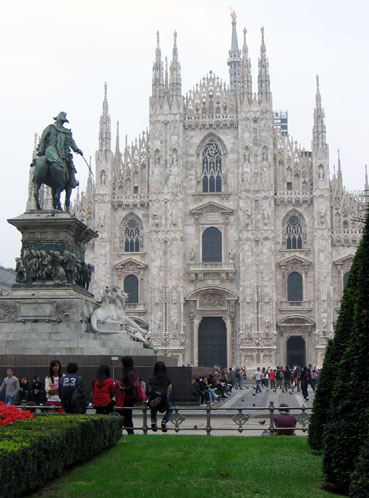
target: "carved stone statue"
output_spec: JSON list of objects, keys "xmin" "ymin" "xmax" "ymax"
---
[
  {"xmin": 15, "ymin": 258, "xmax": 26, "ymax": 283},
  {"xmin": 31, "ymin": 112, "xmax": 83, "ymax": 211},
  {"xmin": 90, "ymin": 286, "xmax": 150, "ymax": 345}
]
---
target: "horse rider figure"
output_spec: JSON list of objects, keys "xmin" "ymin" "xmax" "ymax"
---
[{"xmin": 36, "ymin": 112, "xmax": 83, "ymax": 189}]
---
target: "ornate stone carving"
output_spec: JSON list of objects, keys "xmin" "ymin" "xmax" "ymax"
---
[
  {"xmin": 199, "ymin": 292, "xmax": 226, "ymax": 308},
  {"xmin": 0, "ymin": 303, "xmax": 17, "ymax": 321},
  {"xmin": 90, "ymin": 286, "xmax": 150, "ymax": 345}
]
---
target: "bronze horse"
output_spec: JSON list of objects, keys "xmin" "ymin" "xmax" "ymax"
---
[{"xmin": 32, "ymin": 146, "xmax": 72, "ymax": 212}]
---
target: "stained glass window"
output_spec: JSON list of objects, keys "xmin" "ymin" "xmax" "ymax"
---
[
  {"xmin": 286, "ymin": 216, "xmax": 303, "ymax": 249},
  {"xmin": 124, "ymin": 219, "xmax": 140, "ymax": 252},
  {"xmin": 202, "ymin": 227, "xmax": 222, "ymax": 262},
  {"xmin": 288, "ymin": 272, "xmax": 303, "ymax": 302},
  {"xmin": 202, "ymin": 143, "xmax": 222, "ymax": 193},
  {"xmin": 124, "ymin": 274, "xmax": 138, "ymax": 303}
]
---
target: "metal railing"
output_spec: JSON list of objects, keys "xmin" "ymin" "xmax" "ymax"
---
[{"xmin": 17, "ymin": 401, "xmax": 311, "ymax": 436}]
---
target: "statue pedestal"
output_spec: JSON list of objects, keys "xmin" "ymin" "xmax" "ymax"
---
[{"xmin": 0, "ymin": 211, "xmax": 155, "ymax": 356}]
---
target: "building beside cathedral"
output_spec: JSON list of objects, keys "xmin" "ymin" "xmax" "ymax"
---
[{"xmin": 72, "ymin": 15, "xmax": 366, "ymax": 368}]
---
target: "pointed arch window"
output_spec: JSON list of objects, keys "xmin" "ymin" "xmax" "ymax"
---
[
  {"xmin": 122, "ymin": 219, "xmax": 140, "ymax": 252},
  {"xmin": 288, "ymin": 272, "xmax": 303, "ymax": 302},
  {"xmin": 202, "ymin": 227, "xmax": 222, "ymax": 262},
  {"xmin": 286, "ymin": 216, "xmax": 303, "ymax": 249},
  {"xmin": 202, "ymin": 142, "xmax": 222, "ymax": 193},
  {"xmin": 124, "ymin": 274, "xmax": 138, "ymax": 303}
]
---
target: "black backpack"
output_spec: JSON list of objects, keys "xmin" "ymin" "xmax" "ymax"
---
[{"xmin": 68, "ymin": 380, "xmax": 87, "ymax": 414}]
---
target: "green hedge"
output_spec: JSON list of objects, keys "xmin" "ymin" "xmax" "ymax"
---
[
  {"xmin": 0, "ymin": 414, "xmax": 123, "ymax": 497},
  {"xmin": 349, "ymin": 434, "xmax": 369, "ymax": 497}
]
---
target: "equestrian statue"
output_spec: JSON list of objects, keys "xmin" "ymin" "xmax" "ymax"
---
[{"xmin": 31, "ymin": 112, "xmax": 83, "ymax": 211}]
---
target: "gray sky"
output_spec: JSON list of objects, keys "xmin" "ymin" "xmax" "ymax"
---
[{"xmin": 1, "ymin": 0, "xmax": 368, "ymax": 268}]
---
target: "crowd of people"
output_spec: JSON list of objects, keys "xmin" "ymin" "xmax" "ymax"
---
[
  {"xmin": 0, "ymin": 357, "xmax": 174, "ymax": 434},
  {"xmin": 251, "ymin": 365, "xmax": 320, "ymax": 402}
]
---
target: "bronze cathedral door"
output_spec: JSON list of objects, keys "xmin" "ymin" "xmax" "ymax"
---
[{"xmin": 198, "ymin": 317, "xmax": 227, "ymax": 367}]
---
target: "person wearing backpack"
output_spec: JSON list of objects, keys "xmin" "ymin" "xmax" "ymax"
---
[
  {"xmin": 148, "ymin": 361, "xmax": 173, "ymax": 432},
  {"xmin": 59, "ymin": 362, "xmax": 87, "ymax": 414}
]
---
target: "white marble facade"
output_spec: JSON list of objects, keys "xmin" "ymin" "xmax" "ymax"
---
[{"xmin": 73, "ymin": 17, "xmax": 366, "ymax": 368}]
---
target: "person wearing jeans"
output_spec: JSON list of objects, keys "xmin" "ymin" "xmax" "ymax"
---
[
  {"xmin": 254, "ymin": 367, "xmax": 262, "ymax": 394},
  {"xmin": 148, "ymin": 361, "xmax": 173, "ymax": 432},
  {"xmin": 0, "ymin": 368, "xmax": 20, "ymax": 405}
]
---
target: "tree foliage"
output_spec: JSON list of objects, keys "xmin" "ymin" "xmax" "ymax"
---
[
  {"xmin": 308, "ymin": 244, "xmax": 363, "ymax": 452},
  {"xmin": 349, "ymin": 433, "xmax": 369, "ymax": 498},
  {"xmin": 322, "ymin": 208, "xmax": 369, "ymax": 494}
]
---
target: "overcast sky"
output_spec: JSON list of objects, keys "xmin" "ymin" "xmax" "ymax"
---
[{"xmin": 1, "ymin": 0, "xmax": 368, "ymax": 268}]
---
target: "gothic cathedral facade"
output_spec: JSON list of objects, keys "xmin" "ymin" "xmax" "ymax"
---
[{"xmin": 74, "ymin": 17, "xmax": 365, "ymax": 368}]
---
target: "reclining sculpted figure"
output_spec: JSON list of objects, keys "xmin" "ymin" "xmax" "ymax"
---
[{"xmin": 90, "ymin": 286, "xmax": 150, "ymax": 345}]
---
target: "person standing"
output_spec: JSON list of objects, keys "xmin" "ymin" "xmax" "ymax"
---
[
  {"xmin": 45, "ymin": 360, "xmax": 64, "ymax": 413},
  {"xmin": 269, "ymin": 369, "xmax": 276, "ymax": 391},
  {"xmin": 0, "ymin": 368, "xmax": 20, "ymax": 405},
  {"xmin": 148, "ymin": 361, "xmax": 173, "ymax": 432},
  {"xmin": 275, "ymin": 366, "xmax": 283, "ymax": 391},
  {"xmin": 310, "ymin": 369, "xmax": 318, "ymax": 391},
  {"xmin": 116, "ymin": 356, "xmax": 137, "ymax": 434},
  {"xmin": 59, "ymin": 362, "xmax": 86, "ymax": 414},
  {"xmin": 253, "ymin": 367, "xmax": 262, "ymax": 394},
  {"xmin": 300, "ymin": 366, "xmax": 310, "ymax": 401},
  {"xmin": 283, "ymin": 366, "xmax": 292, "ymax": 393}
]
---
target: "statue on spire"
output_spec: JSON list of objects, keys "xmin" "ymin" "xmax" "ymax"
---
[{"xmin": 231, "ymin": 10, "xmax": 237, "ymax": 23}]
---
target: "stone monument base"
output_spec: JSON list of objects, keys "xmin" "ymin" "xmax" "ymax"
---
[{"xmin": 0, "ymin": 286, "xmax": 154, "ymax": 356}]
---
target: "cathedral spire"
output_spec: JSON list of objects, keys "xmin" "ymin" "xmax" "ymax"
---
[
  {"xmin": 239, "ymin": 27, "xmax": 252, "ymax": 104},
  {"xmin": 152, "ymin": 31, "xmax": 164, "ymax": 101},
  {"xmin": 313, "ymin": 75, "xmax": 327, "ymax": 149},
  {"xmin": 258, "ymin": 27, "xmax": 271, "ymax": 104},
  {"xmin": 365, "ymin": 164, "xmax": 368, "ymax": 192},
  {"xmin": 115, "ymin": 121, "xmax": 120, "ymax": 156},
  {"xmin": 227, "ymin": 11, "xmax": 241, "ymax": 94},
  {"xmin": 337, "ymin": 148, "xmax": 343, "ymax": 187},
  {"xmin": 98, "ymin": 82, "xmax": 111, "ymax": 152},
  {"xmin": 165, "ymin": 56, "xmax": 169, "ymax": 93},
  {"xmin": 86, "ymin": 158, "xmax": 94, "ymax": 199},
  {"xmin": 169, "ymin": 31, "xmax": 181, "ymax": 99}
]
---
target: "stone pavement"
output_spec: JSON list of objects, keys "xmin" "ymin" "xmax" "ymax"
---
[{"xmin": 131, "ymin": 384, "xmax": 315, "ymax": 436}]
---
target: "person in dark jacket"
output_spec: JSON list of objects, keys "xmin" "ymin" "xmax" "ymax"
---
[
  {"xmin": 300, "ymin": 366, "xmax": 311, "ymax": 401},
  {"xmin": 59, "ymin": 362, "xmax": 85, "ymax": 413},
  {"xmin": 28, "ymin": 385, "xmax": 46, "ymax": 405},
  {"xmin": 148, "ymin": 361, "xmax": 173, "ymax": 432},
  {"xmin": 115, "ymin": 356, "xmax": 137, "ymax": 434}
]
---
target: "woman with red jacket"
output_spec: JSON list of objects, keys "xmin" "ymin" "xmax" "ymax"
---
[{"xmin": 92, "ymin": 364, "xmax": 116, "ymax": 414}]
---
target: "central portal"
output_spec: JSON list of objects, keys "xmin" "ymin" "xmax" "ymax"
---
[
  {"xmin": 286, "ymin": 336, "xmax": 306, "ymax": 366},
  {"xmin": 198, "ymin": 317, "xmax": 227, "ymax": 367}
]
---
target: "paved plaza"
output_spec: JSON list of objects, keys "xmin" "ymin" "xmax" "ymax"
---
[{"xmin": 132, "ymin": 385, "xmax": 315, "ymax": 436}]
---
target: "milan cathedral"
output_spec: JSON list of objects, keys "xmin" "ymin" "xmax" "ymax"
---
[{"xmin": 71, "ymin": 15, "xmax": 366, "ymax": 368}]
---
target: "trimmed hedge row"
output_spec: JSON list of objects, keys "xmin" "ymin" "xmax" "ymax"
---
[{"xmin": 0, "ymin": 414, "xmax": 124, "ymax": 497}]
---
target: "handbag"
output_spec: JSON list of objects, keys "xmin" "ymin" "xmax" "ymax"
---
[
  {"xmin": 135, "ymin": 381, "xmax": 147, "ymax": 404},
  {"xmin": 115, "ymin": 383, "xmax": 126, "ymax": 409}
]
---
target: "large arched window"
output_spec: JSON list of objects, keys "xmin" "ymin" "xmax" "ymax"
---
[
  {"xmin": 202, "ymin": 227, "xmax": 222, "ymax": 262},
  {"xmin": 288, "ymin": 272, "xmax": 303, "ymax": 302},
  {"xmin": 202, "ymin": 142, "xmax": 222, "ymax": 193},
  {"xmin": 286, "ymin": 216, "xmax": 303, "ymax": 249},
  {"xmin": 122, "ymin": 219, "xmax": 140, "ymax": 252},
  {"xmin": 124, "ymin": 274, "xmax": 138, "ymax": 303}
]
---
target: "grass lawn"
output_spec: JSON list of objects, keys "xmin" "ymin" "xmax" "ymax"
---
[{"xmin": 30, "ymin": 435, "xmax": 341, "ymax": 498}]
